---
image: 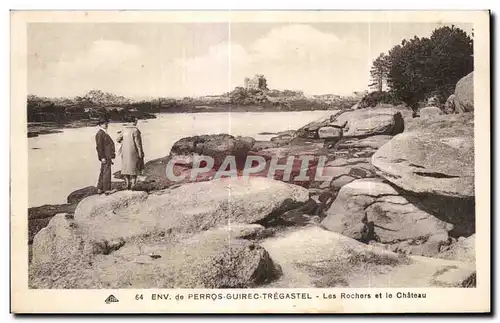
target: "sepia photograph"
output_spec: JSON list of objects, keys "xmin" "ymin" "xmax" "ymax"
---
[{"xmin": 10, "ymin": 10, "xmax": 490, "ymax": 313}]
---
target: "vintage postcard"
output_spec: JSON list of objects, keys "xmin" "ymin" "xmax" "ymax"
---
[{"xmin": 10, "ymin": 10, "xmax": 490, "ymax": 313}]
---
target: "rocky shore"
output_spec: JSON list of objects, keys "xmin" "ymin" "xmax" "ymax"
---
[
  {"xmin": 27, "ymin": 115, "xmax": 157, "ymax": 138},
  {"xmin": 28, "ymin": 74, "xmax": 476, "ymax": 289}
]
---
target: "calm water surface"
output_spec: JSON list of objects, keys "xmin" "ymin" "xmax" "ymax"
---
[{"xmin": 28, "ymin": 111, "xmax": 336, "ymax": 207}]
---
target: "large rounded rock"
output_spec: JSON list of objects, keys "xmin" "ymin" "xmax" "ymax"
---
[
  {"xmin": 261, "ymin": 226, "xmax": 475, "ymax": 287},
  {"xmin": 170, "ymin": 134, "xmax": 255, "ymax": 166},
  {"xmin": 31, "ymin": 213, "xmax": 84, "ymax": 268},
  {"xmin": 73, "ymin": 177, "xmax": 309, "ymax": 243},
  {"xmin": 321, "ymin": 179, "xmax": 453, "ymax": 256},
  {"xmin": 454, "ymin": 72, "xmax": 473, "ymax": 112},
  {"xmin": 372, "ymin": 116, "xmax": 474, "ymax": 198},
  {"xmin": 333, "ymin": 105, "xmax": 412, "ymax": 136}
]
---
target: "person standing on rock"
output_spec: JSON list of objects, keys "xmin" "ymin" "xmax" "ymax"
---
[
  {"xmin": 95, "ymin": 117, "xmax": 116, "ymax": 194},
  {"xmin": 117, "ymin": 116, "xmax": 145, "ymax": 190}
]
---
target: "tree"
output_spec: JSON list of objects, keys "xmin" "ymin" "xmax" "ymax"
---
[
  {"xmin": 427, "ymin": 25, "xmax": 474, "ymax": 102},
  {"xmin": 369, "ymin": 53, "xmax": 390, "ymax": 91},
  {"xmin": 380, "ymin": 26, "xmax": 473, "ymax": 109},
  {"xmin": 386, "ymin": 36, "xmax": 435, "ymax": 108}
]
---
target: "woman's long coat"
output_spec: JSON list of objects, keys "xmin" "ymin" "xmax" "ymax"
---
[{"xmin": 118, "ymin": 125, "xmax": 144, "ymax": 175}]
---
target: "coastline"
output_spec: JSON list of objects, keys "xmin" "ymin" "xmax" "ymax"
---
[
  {"xmin": 27, "ymin": 106, "xmax": 346, "ymax": 138},
  {"xmin": 28, "ymin": 107, "xmax": 477, "ymax": 290}
]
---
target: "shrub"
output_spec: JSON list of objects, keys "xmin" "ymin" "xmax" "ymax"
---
[{"xmin": 358, "ymin": 91, "xmax": 403, "ymax": 109}]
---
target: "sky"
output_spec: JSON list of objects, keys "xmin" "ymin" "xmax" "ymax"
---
[{"xmin": 28, "ymin": 22, "xmax": 473, "ymax": 99}]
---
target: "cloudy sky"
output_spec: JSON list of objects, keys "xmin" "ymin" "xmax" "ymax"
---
[{"xmin": 28, "ymin": 22, "xmax": 472, "ymax": 99}]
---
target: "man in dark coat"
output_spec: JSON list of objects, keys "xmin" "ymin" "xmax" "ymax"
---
[{"xmin": 95, "ymin": 117, "xmax": 116, "ymax": 194}]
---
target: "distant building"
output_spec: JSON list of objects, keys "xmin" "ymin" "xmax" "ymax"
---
[{"xmin": 244, "ymin": 75, "xmax": 267, "ymax": 90}]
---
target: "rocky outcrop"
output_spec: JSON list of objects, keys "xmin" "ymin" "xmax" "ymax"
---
[
  {"xmin": 371, "ymin": 113, "xmax": 475, "ymax": 237},
  {"xmin": 296, "ymin": 106, "xmax": 411, "ymax": 140},
  {"xmin": 342, "ymin": 110, "xmax": 404, "ymax": 137},
  {"xmin": 321, "ymin": 179, "xmax": 454, "ymax": 256},
  {"xmin": 261, "ymin": 226, "xmax": 475, "ymax": 287},
  {"xmin": 135, "ymin": 125, "xmax": 395, "ymax": 192},
  {"xmin": 443, "ymin": 72, "xmax": 474, "ymax": 114},
  {"xmin": 30, "ymin": 217, "xmax": 282, "ymax": 289},
  {"xmin": 170, "ymin": 134, "xmax": 255, "ymax": 166},
  {"xmin": 454, "ymin": 72, "xmax": 474, "ymax": 112},
  {"xmin": 29, "ymin": 96, "xmax": 477, "ymax": 290},
  {"xmin": 372, "ymin": 113, "xmax": 474, "ymax": 198},
  {"xmin": 373, "ymin": 131, "xmax": 474, "ymax": 198},
  {"xmin": 31, "ymin": 212, "xmax": 475, "ymax": 289},
  {"xmin": 73, "ymin": 177, "xmax": 309, "ymax": 243},
  {"xmin": 148, "ymin": 134, "xmax": 257, "ymax": 185}
]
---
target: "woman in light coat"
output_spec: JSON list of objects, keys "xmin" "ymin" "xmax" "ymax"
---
[{"xmin": 117, "ymin": 116, "xmax": 144, "ymax": 190}]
